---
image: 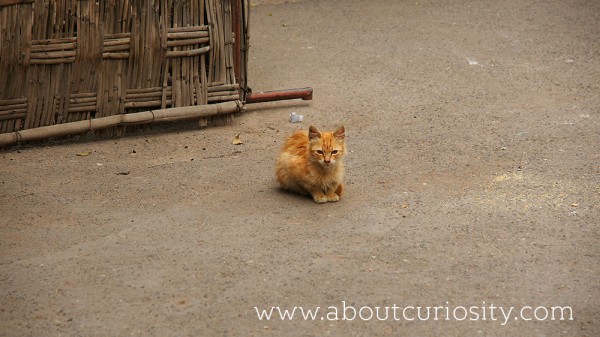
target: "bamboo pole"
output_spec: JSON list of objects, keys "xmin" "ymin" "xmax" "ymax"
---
[
  {"xmin": 0, "ymin": 100, "xmax": 241, "ymax": 146},
  {"xmin": 166, "ymin": 46, "xmax": 210, "ymax": 58},
  {"xmin": 166, "ymin": 37, "xmax": 209, "ymax": 47},
  {"xmin": 167, "ymin": 31, "xmax": 209, "ymax": 39},
  {"xmin": 31, "ymin": 42, "xmax": 76, "ymax": 52},
  {"xmin": 0, "ymin": 0, "xmax": 35, "ymax": 6},
  {"xmin": 167, "ymin": 26, "xmax": 208, "ymax": 33}
]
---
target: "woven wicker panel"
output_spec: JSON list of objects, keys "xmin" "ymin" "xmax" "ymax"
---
[{"xmin": 0, "ymin": 0, "xmax": 245, "ymax": 134}]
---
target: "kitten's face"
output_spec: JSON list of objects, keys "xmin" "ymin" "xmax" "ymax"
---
[{"xmin": 308, "ymin": 125, "xmax": 345, "ymax": 168}]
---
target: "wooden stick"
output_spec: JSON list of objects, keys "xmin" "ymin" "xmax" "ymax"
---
[
  {"xmin": 68, "ymin": 105, "xmax": 97, "ymax": 113},
  {"xmin": 207, "ymin": 83, "xmax": 240, "ymax": 92},
  {"xmin": 30, "ymin": 57, "xmax": 76, "ymax": 65},
  {"xmin": 166, "ymin": 46, "xmax": 210, "ymax": 58},
  {"xmin": 102, "ymin": 52, "xmax": 130, "ymax": 59},
  {"xmin": 0, "ymin": 101, "xmax": 241, "ymax": 146},
  {"xmin": 104, "ymin": 32, "xmax": 131, "ymax": 39},
  {"xmin": 0, "ymin": 0, "xmax": 34, "ymax": 6},
  {"xmin": 124, "ymin": 100, "xmax": 172, "ymax": 108},
  {"xmin": 167, "ymin": 31, "xmax": 209, "ymax": 39},
  {"xmin": 31, "ymin": 37, "xmax": 77, "ymax": 44},
  {"xmin": 207, "ymin": 94, "xmax": 239, "ymax": 102},
  {"xmin": 103, "ymin": 44, "xmax": 130, "ymax": 52},
  {"xmin": 167, "ymin": 25, "xmax": 208, "ymax": 33},
  {"xmin": 31, "ymin": 42, "xmax": 76, "ymax": 52},
  {"xmin": 0, "ymin": 113, "xmax": 26, "ymax": 121},
  {"xmin": 0, "ymin": 98, "xmax": 28, "ymax": 105},
  {"xmin": 166, "ymin": 37, "xmax": 209, "ymax": 47},
  {"xmin": 207, "ymin": 90, "xmax": 239, "ymax": 97},
  {"xmin": 69, "ymin": 97, "xmax": 97, "ymax": 104},
  {"xmin": 126, "ymin": 91, "xmax": 171, "ymax": 100},
  {"xmin": 0, "ymin": 103, "xmax": 28, "ymax": 111},
  {"xmin": 30, "ymin": 50, "xmax": 77, "ymax": 59}
]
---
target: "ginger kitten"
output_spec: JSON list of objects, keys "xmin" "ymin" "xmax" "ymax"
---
[{"xmin": 276, "ymin": 125, "xmax": 346, "ymax": 203}]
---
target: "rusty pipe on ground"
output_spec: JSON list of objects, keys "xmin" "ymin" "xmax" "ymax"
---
[{"xmin": 245, "ymin": 87, "xmax": 313, "ymax": 104}]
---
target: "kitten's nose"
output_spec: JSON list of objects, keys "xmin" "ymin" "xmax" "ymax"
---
[{"xmin": 324, "ymin": 158, "xmax": 331, "ymax": 164}]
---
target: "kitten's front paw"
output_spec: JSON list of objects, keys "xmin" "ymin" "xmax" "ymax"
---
[
  {"xmin": 312, "ymin": 194, "xmax": 328, "ymax": 204},
  {"xmin": 326, "ymin": 193, "xmax": 340, "ymax": 202}
]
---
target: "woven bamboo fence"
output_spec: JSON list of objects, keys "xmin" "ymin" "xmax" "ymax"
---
[{"xmin": 0, "ymin": 0, "xmax": 250, "ymax": 145}]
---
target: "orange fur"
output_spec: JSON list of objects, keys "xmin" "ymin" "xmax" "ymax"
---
[{"xmin": 276, "ymin": 125, "xmax": 346, "ymax": 203}]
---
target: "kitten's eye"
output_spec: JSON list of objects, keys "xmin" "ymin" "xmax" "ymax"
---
[
  {"xmin": 316, "ymin": 150, "xmax": 323, "ymax": 155},
  {"xmin": 331, "ymin": 150, "xmax": 338, "ymax": 155}
]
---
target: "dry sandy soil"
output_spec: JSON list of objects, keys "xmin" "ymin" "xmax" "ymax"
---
[{"xmin": 1, "ymin": 0, "xmax": 599, "ymax": 336}]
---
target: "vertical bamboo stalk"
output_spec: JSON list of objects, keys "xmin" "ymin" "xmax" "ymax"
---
[
  {"xmin": 192, "ymin": 0, "xmax": 202, "ymax": 106},
  {"xmin": 200, "ymin": 0, "xmax": 207, "ymax": 105},
  {"xmin": 173, "ymin": 0, "xmax": 178, "ymax": 107},
  {"xmin": 181, "ymin": 1, "xmax": 190, "ymax": 106},
  {"xmin": 216, "ymin": 0, "xmax": 225, "ymax": 84},
  {"xmin": 26, "ymin": 0, "xmax": 47, "ymax": 129},
  {"xmin": 205, "ymin": 0, "xmax": 214, "ymax": 84},
  {"xmin": 160, "ymin": 0, "xmax": 170, "ymax": 109},
  {"xmin": 224, "ymin": 0, "xmax": 234, "ymax": 85},
  {"xmin": 198, "ymin": 0, "xmax": 209, "ymax": 127}
]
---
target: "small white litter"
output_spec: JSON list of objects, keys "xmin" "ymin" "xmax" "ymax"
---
[{"xmin": 289, "ymin": 112, "xmax": 303, "ymax": 123}]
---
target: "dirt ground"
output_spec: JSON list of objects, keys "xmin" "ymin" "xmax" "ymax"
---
[{"xmin": 1, "ymin": 0, "xmax": 599, "ymax": 336}]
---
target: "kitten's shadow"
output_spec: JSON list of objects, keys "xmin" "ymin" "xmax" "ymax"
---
[{"xmin": 272, "ymin": 186, "xmax": 314, "ymax": 203}]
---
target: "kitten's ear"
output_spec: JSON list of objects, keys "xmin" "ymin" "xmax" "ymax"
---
[
  {"xmin": 333, "ymin": 125, "xmax": 345, "ymax": 140},
  {"xmin": 308, "ymin": 125, "xmax": 321, "ymax": 140}
]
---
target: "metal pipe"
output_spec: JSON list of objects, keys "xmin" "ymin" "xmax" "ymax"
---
[{"xmin": 245, "ymin": 87, "xmax": 313, "ymax": 104}]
